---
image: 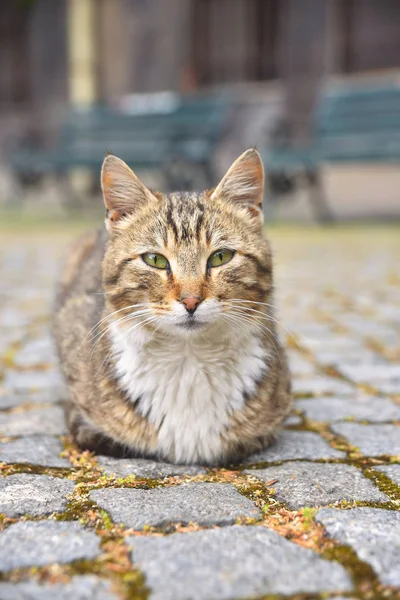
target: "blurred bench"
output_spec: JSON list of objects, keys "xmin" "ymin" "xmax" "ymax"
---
[
  {"xmin": 8, "ymin": 92, "xmax": 233, "ymax": 195},
  {"xmin": 264, "ymin": 83, "xmax": 400, "ymax": 222}
]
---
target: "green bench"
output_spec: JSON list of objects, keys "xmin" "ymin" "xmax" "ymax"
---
[
  {"xmin": 264, "ymin": 83, "xmax": 400, "ymax": 221},
  {"xmin": 9, "ymin": 92, "xmax": 233, "ymax": 193}
]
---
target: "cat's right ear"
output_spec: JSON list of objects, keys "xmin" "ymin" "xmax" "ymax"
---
[
  {"xmin": 101, "ymin": 155, "xmax": 157, "ymax": 231},
  {"xmin": 210, "ymin": 149, "xmax": 264, "ymax": 227}
]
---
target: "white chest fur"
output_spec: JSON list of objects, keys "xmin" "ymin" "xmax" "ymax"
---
[{"xmin": 110, "ymin": 324, "xmax": 267, "ymax": 464}]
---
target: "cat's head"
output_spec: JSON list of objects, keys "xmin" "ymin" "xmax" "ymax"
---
[{"xmin": 102, "ymin": 149, "xmax": 273, "ymax": 338}]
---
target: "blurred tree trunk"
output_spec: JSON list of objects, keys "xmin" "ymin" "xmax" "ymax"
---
[
  {"xmin": 278, "ymin": 0, "xmax": 329, "ymax": 145},
  {"xmin": 98, "ymin": 0, "xmax": 132, "ymax": 102},
  {"xmin": 98, "ymin": 0, "xmax": 193, "ymax": 100},
  {"xmin": 128, "ymin": 0, "xmax": 192, "ymax": 93},
  {"xmin": 29, "ymin": 0, "xmax": 68, "ymax": 142}
]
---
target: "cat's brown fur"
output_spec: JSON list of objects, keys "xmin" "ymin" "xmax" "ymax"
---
[{"xmin": 54, "ymin": 149, "xmax": 291, "ymax": 465}]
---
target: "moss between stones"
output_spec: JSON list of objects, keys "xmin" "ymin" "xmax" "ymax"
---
[
  {"xmin": 234, "ymin": 476, "xmax": 284, "ymax": 515},
  {"xmin": 363, "ymin": 468, "xmax": 400, "ymax": 504},
  {"xmin": 0, "ymin": 556, "xmax": 149, "ymax": 600},
  {"xmin": 88, "ymin": 475, "xmax": 164, "ymax": 491},
  {"xmin": 1, "ymin": 428, "xmax": 400, "ymax": 598},
  {"xmin": 303, "ymin": 419, "xmax": 362, "ymax": 456},
  {"xmin": 232, "ymin": 457, "xmax": 400, "ymax": 600},
  {"xmin": 0, "ymin": 485, "xmax": 149, "ymax": 598},
  {"xmin": 254, "ymin": 544, "xmax": 400, "ymax": 600},
  {"xmin": 323, "ymin": 544, "xmax": 378, "ymax": 594},
  {"xmin": 0, "ymin": 463, "xmax": 73, "ymax": 478}
]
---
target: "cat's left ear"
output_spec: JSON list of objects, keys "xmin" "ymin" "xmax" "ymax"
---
[
  {"xmin": 211, "ymin": 149, "xmax": 264, "ymax": 225},
  {"xmin": 101, "ymin": 154, "xmax": 157, "ymax": 231}
]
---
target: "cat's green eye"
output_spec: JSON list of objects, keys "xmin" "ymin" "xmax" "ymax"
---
[
  {"xmin": 142, "ymin": 253, "xmax": 169, "ymax": 270},
  {"xmin": 207, "ymin": 249, "xmax": 234, "ymax": 268}
]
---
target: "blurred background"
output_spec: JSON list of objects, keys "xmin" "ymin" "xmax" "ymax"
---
[{"xmin": 1, "ymin": 0, "xmax": 400, "ymax": 223}]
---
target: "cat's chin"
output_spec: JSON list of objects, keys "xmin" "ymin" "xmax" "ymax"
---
[{"xmin": 174, "ymin": 320, "xmax": 208, "ymax": 334}]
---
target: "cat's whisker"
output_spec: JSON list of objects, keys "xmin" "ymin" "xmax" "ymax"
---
[
  {"xmin": 220, "ymin": 314, "xmax": 250, "ymax": 339},
  {"xmin": 227, "ymin": 299, "xmax": 279, "ymax": 309},
  {"xmin": 114, "ymin": 316, "xmax": 160, "ymax": 358},
  {"xmin": 222, "ymin": 311, "xmax": 267, "ymax": 339},
  {"xmin": 146, "ymin": 315, "xmax": 167, "ymax": 340},
  {"xmin": 224, "ymin": 302, "xmax": 302, "ymax": 350},
  {"xmin": 224, "ymin": 310, "xmax": 284, "ymax": 367},
  {"xmin": 227, "ymin": 307, "xmax": 283, "ymax": 342},
  {"xmin": 83, "ymin": 315, "xmax": 150, "ymax": 360},
  {"xmin": 86, "ymin": 308, "xmax": 152, "ymax": 346},
  {"xmin": 79, "ymin": 303, "xmax": 151, "ymax": 351},
  {"xmin": 87, "ymin": 310, "xmax": 153, "ymax": 359},
  {"xmin": 95, "ymin": 315, "xmax": 159, "ymax": 375},
  {"xmin": 222, "ymin": 313, "xmax": 283, "ymax": 368},
  {"xmin": 223, "ymin": 305, "xmax": 276, "ymax": 328},
  {"xmin": 226, "ymin": 300, "xmax": 282, "ymax": 318},
  {"xmin": 85, "ymin": 305, "xmax": 152, "ymax": 342},
  {"xmin": 86, "ymin": 303, "xmax": 150, "ymax": 336}
]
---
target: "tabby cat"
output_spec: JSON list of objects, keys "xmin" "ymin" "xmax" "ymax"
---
[{"xmin": 54, "ymin": 149, "xmax": 291, "ymax": 465}]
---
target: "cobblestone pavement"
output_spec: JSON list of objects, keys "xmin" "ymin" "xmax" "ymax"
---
[{"xmin": 0, "ymin": 226, "xmax": 399, "ymax": 600}]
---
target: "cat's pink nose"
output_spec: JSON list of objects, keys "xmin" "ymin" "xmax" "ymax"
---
[{"xmin": 181, "ymin": 296, "xmax": 202, "ymax": 315}]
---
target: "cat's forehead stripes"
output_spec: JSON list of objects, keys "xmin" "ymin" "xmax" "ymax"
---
[{"xmin": 164, "ymin": 192, "xmax": 207, "ymax": 244}]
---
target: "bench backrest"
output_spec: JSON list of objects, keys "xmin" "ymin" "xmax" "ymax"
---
[
  {"xmin": 58, "ymin": 92, "xmax": 233, "ymax": 169},
  {"xmin": 316, "ymin": 84, "xmax": 400, "ymax": 161}
]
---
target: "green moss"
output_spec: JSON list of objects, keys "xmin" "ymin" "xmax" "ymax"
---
[
  {"xmin": 301, "ymin": 507, "xmax": 317, "ymax": 528},
  {"xmin": 0, "ymin": 557, "xmax": 149, "ymax": 599},
  {"xmin": 363, "ymin": 468, "xmax": 400, "ymax": 504},
  {"xmin": 0, "ymin": 463, "xmax": 73, "ymax": 478},
  {"xmin": 323, "ymin": 543, "xmax": 377, "ymax": 588},
  {"xmin": 88, "ymin": 475, "xmax": 165, "ymax": 491},
  {"xmin": 71, "ymin": 559, "xmax": 149, "ymax": 600},
  {"xmin": 234, "ymin": 478, "xmax": 284, "ymax": 515},
  {"xmin": 99, "ymin": 509, "xmax": 114, "ymax": 531},
  {"xmin": 54, "ymin": 494, "xmax": 98, "ymax": 524}
]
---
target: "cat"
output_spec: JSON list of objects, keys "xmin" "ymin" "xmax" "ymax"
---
[{"xmin": 54, "ymin": 149, "xmax": 291, "ymax": 465}]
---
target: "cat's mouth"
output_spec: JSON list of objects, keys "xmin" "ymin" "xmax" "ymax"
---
[{"xmin": 175, "ymin": 319, "xmax": 206, "ymax": 331}]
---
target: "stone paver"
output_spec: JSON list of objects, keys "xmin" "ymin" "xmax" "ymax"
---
[
  {"xmin": 245, "ymin": 462, "xmax": 389, "ymax": 509},
  {"xmin": 243, "ymin": 430, "xmax": 345, "ymax": 464},
  {"xmin": 14, "ymin": 336, "xmax": 58, "ymax": 369},
  {"xmin": 0, "ymin": 406, "xmax": 67, "ymax": 436},
  {"xmin": 332, "ymin": 423, "xmax": 400, "ymax": 456},
  {"xmin": 0, "ymin": 576, "xmax": 118, "ymax": 600},
  {"xmin": 376, "ymin": 380, "xmax": 400, "ymax": 394},
  {"xmin": 316, "ymin": 508, "xmax": 400, "ymax": 587},
  {"xmin": 90, "ymin": 483, "xmax": 261, "ymax": 530},
  {"xmin": 98, "ymin": 455, "xmax": 205, "ymax": 478},
  {"xmin": 293, "ymin": 377, "xmax": 354, "ymax": 397},
  {"xmin": 0, "ymin": 474, "xmax": 74, "ymax": 517},
  {"xmin": 0, "ymin": 521, "xmax": 101, "ymax": 571},
  {"xmin": 0, "ymin": 436, "xmax": 70, "ymax": 467},
  {"xmin": 0, "ymin": 390, "xmax": 62, "ymax": 410},
  {"xmin": 296, "ymin": 395, "xmax": 400, "ymax": 423},
  {"xmin": 283, "ymin": 413, "xmax": 303, "ymax": 426},
  {"xmin": 337, "ymin": 364, "xmax": 400, "ymax": 385},
  {"xmin": 1, "ymin": 229, "xmax": 399, "ymax": 597},
  {"xmin": 314, "ymin": 348, "xmax": 384, "ymax": 367},
  {"xmin": 2, "ymin": 369, "xmax": 65, "ymax": 394},
  {"xmin": 287, "ymin": 352, "xmax": 315, "ymax": 376},
  {"xmin": 128, "ymin": 525, "xmax": 352, "ymax": 599}
]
